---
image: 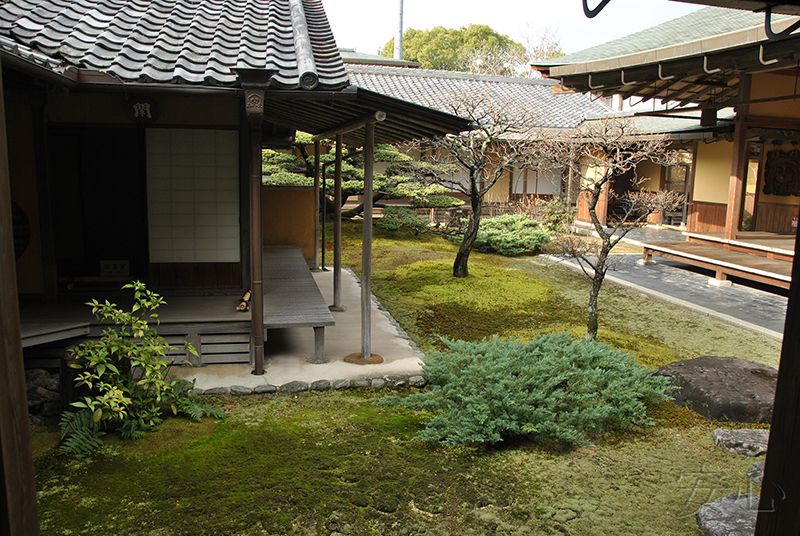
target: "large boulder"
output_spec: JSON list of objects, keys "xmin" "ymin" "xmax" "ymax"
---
[
  {"xmin": 697, "ymin": 494, "xmax": 758, "ymax": 536},
  {"xmin": 656, "ymin": 357, "xmax": 777, "ymax": 423},
  {"xmin": 712, "ymin": 428, "xmax": 769, "ymax": 457}
]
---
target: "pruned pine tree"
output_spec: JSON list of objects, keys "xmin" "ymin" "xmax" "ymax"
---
[{"xmin": 533, "ymin": 119, "xmax": 684, "ymax": 341}]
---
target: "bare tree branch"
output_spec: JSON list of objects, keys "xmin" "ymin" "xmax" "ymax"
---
[{"xmin": 534, "ymin": 118, "xmax": 685, "ymax": 340}]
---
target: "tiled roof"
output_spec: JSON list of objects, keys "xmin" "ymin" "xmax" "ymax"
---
[
  {"xmin": 339, "ymin": 48, "xmax": 421, "ymax": 68},
  {"xmin": 586, "ymin": 109, "xmax": 736, "ymax": 137},
  {"xmin": 347, "ymin": 65, "xmax": 611, "ymax": 130},
  {"xmin": 537, "ymin": 6, "xmax": 793, "ymax": 68},
  {"xmin": 0, "ymin": 0, "xmax": 349, "ymax": 89}
]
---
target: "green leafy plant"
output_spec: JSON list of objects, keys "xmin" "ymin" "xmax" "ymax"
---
[
  {"xmin": 379, "ymin": 333, "xmax": 672, "ymax": 447},
  {"xmin": 538, "ymin": 197, "xmax": 576, "ymax": 234},
  {"xmin": 448, "ymin": 213, "xmax": 552, "ymax": 256},
  {"xmin": 60, "ymin": 282, "xmax": 224, "ymax": 454}
]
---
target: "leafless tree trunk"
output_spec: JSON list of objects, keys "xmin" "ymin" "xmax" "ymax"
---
[
  {"xmin": 401, "ymin": 89, "xmax": 542, "ymax": 278},
  {"xmin": 534, "ymin": 119, "xmax": 684, "ymax": 341}
]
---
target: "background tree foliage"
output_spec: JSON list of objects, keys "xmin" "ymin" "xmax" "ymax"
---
[
  {"xmin": 382, "ymin": 24, "xmax": 563, "ymax": 77},
  {"xmin": 382, "ymin": 24, "xmax": 527, "ymax": 75}
]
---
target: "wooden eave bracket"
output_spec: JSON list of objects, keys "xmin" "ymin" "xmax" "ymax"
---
[{"xmin": 244, "ymin": 88, "xmax": 265, "ymax": 128}]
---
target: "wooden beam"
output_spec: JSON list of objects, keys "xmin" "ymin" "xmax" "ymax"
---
[
  {"xmin": 361, "ymin": 121, "xmax": 374, "ymax": 358},
  {"xmin": 312, "ymin": 111, "xmax": 386, "ymax": 142},
  {"xmin": 755, "ymin": 227, "xmax": 800, "ymax": 535},
  {"xmin": 0, "ymin": 55, "xmax": 41, "ymax": 536}
]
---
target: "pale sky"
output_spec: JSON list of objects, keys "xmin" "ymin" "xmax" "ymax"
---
[{"xmin": 323, "ymin": 0, "xmax": 702, "ymax": 57}]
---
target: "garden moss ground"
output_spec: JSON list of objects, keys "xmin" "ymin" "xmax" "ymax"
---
[
  {"xmin": 34, "ymin": 392, "xmax": 762, "ymax": 536},
  {"xmin": 33, "ymin": 221, "xmax": 780, "ymax": 535}
]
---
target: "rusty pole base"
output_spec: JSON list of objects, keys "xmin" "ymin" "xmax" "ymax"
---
[{"xmin": 344, "ymin": 352, "xmax": 384, "ymax": 365}]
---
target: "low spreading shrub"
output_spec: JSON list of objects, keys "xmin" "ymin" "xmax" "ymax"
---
[
  {"xmin": 60, "ymin": 282, "xmax": 224, "ymax": 455},
  {"xmin": 454, "ymin": 214, "xmax": 552, "ymax": 256},
  {"xmin": 379, "ymin": 332, "xmax": 672, "ymax": 447}
]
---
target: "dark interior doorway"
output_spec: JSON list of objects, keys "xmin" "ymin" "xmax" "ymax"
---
[{"xmin": 48, "ymin": 127, "xmax": 149, "ymax": 283}]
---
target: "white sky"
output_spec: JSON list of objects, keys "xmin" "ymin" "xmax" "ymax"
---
[{"xmin": 323, "ymin": 0, "xmax": 702, "ymax": 57}]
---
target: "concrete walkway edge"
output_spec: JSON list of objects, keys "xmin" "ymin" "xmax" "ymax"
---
[{"xmin": 537, "ymin": 255, "xmax": 784, "ymax": 342}]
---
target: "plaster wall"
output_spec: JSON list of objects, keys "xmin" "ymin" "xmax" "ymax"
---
[
  {"xmin": 637, "ymin": 160, "xmax": 662, "ymax": 191},
  {"xmin": 750, "ymin": 72, "xmax": 800, "ymax": 119},
  {"xmin": 261, "ymin": 186, "xmax": 316, "ymax": 260},
  {"xmin": 693, "ymin": 140, "xmax": 733, "ymax": 204}
]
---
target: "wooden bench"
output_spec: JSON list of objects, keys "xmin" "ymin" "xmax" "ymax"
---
[
  {"xmin": 262, "ymin": 247, "xmax": 335, "ymax": 362},
  {"xmin": 642, "ymin": 241, "xmax": 792, "ymax": 289}
]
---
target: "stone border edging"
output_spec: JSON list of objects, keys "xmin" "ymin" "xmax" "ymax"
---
[{"xmin": 190, "ymin": 374, "xmax": 428, "ymax": 397}]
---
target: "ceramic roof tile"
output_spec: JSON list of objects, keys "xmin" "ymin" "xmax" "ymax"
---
[
  {"xmin": 539, "ymin": 6, "xmax": 795, "ymax": 68},
  {"xmin": 347, "ymin": 65, "xmax": 611, "ymax": 131},
  {"xmin": 0, "ymin": 0, "xmax": 349, "ymax": 89}
]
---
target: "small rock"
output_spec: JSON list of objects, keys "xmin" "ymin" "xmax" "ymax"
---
[
  {"xmin": 26, "ymin": 392, "xmax": 45, "ymax": 413},
  {"xmin": 279, "ymin": 380, "xmax": 309, "ymax": 394},
  {"xmin": 333, "ymin": 379, "xmax": 350, "ymax": 390},
  {"xmin": 36, "ymin": 387, "xmax": 61, "ymax": 402},
  {"xmin": 310, "ymin": 380, "xmax": 331, "ymax": 391},
  {"xmin": 230, "ymin": 385, "xmax": 253, "ymax": 396},
  {"xmin": 188, "ymin": 388, "xmax": 205, "ymax": 396},
  {"xmin": 253, "ymin": 384, "xmax": 277, "ymax": 394},
  {"xmin": 40, "ymin": 401, "xmax": 62, "ymax": 417},
  {"xmin": 29, "ymin": 415, "xmax": 47, "ymax": 427},
  {"xmin": 351, "ymin": 379, "xmax": 370, "ymax": 389},
  {"xmin": 45, "ymin": 375, "xmax": 60, "ymax": 392},
  {"xmin": 712, "ymin": 429, "xmax": 769, "ymax": 457},
  {"xmin": 370, "ymin": 378, "xmax": 386, "ymax": 390},
  {"xmin": 748, "ymin": 461, "xmax": 765, "ymax": 485},
  {"xmin": 408, "ymin": 375, "xmax": 427, "ymax": 388},
  {"xmin": 25, "ymin": 369, "xmax": 51, "ymax": 390},
  {"xmin": 203, "ymin": 387, "xmax": 230, "ymax": 395},
  {"xmin": 697, "ymin": 494, "xmax": 758, "ymax": 536},
  {"xmin": 384, "ymin": 375, "xmax": 407, "ymax": 389}
]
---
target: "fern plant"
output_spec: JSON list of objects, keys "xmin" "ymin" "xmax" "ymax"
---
[
  {"xmin": 379, "ymin": 333, "xmax": 672, "ymax": 447},
  {"xmin": 60, "ymin": 282, "xmax": 223, "ymax": 455}
]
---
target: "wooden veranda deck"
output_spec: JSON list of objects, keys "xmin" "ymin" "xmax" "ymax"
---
[
  {"xmin": 642, "ymin": 231, "xmax": 795, "ymax": 289},
  {"xmin": 262, "ymin": 247, "xmax": 334, "ymax": 363},
  {"xmin": 20, "ymin": 247, "xmax": 335, "ymax": 368}
]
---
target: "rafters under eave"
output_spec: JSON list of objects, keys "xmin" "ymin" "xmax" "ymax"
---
[{"xmin": 550, "ymin": 34, "xmax": 800, "ymax": 109}]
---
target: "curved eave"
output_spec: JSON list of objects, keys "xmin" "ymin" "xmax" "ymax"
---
[
  {"xmin": 549, "ymin": 33, "xmax": 800, "ymax": 108},
  {"xmin": 262, "ymin": 86, "xmax": 474, "ymax": 146}
]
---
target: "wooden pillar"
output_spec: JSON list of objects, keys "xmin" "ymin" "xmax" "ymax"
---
[
  {"xmin": 0, "ymin": 57, "xmax": 41, "ymax": 536},
  {"xmin": 725, "ymin": 74, "xmax": 751, "ymax": 241},
  {"xmin": 725, "ymin": 121, "xmax": 748, "ymax": 240},
  {"xmin": 245, "ymin": 89, "xmax": 265, "ymax": 375},
  {"xmin": 331, "ymin": 134, "xmax": 344, "ymax": 311},
  {"xmin": 755, "ymin": 226, "xmax": 800, "ymax": 535},
  {"xmin": 313, "ymin": 141, "xmax": 321, "ymax": 270},
  {"xmin": 361, "ymin": 122, "xmax": 374, "ymax": 359}
]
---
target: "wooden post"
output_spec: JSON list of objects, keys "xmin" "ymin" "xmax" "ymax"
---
[
  {"xmin": 313, "ymin": 141, "xmax": 321, "ymax": 270},
  {"xmin": 361, "ymin": 122, "xmax": 374, "ymax": 359},
  {"xmin": 331, "ymin": 134, "xmax": 344, "ymax": 311},
  {"xmin": 725, "ymin": 74, "xmax": 751, "ymax": 241},
  {"xmin": 0, "ymin": 56, "xmax": 41, "ymax": 536},
  {"xmin": 245, "ymin": 89, "xmax": 265, "ymax": 375},
  {"xmin": 725, "ymin": 120, "xmax": 748, "ymax": 240},
  {"xmin": 755, "ymin": 225, "xmax": 800, "ymax": 535}
]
